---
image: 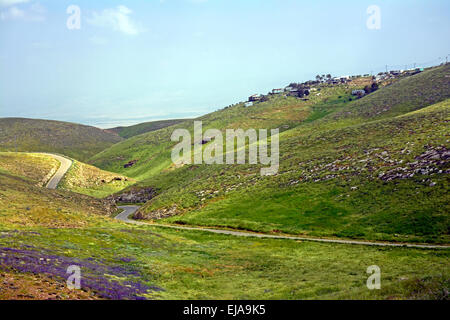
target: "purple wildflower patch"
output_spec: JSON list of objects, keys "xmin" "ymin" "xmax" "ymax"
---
[{"xmin": 0, "ymin": 247, "xmax": 163, "ymax": 300}]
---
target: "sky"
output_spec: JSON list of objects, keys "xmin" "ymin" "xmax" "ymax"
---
[{"xmin": 0, "ymin": 0, "xmax": 449, "ymax": 128}]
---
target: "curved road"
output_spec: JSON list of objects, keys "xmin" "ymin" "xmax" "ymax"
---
[
  {"xmin": 35, "ymin": 154, "xmax": 448, "ymax": 249},
  {"xmin": 43, "ymin": 153, "xmax": 73, "ymax": 189},
  {"xmin": 116, "ymin": 206, "xmax": 144, "ymax": 225},
  {"xmin": 116, "ymin": 206, "xmax": 450, "ymax": 249},
  {"xmin": 35, "ymin": 156, "xmax": 450, "ymax": 250}
]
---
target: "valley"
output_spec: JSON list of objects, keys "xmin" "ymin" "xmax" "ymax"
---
[{"xmin": 0, "ymin": 64, "xmax": 449, "ymax": 300}]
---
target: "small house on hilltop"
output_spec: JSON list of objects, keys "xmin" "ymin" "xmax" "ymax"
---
[
  {"xmin": 249, "ymin": 94, "xmax": 262, "ymax": 102},
  {"xmin": 286, "ymin": 88, "xmax": 299, "ymax": 96},
  {"xmin": 272, "ymin": 88, "xmax": 283, "ymax": 94},
  {"xmin": 352, "ymin": 89, "xmax": 366, "ymax": 97}
]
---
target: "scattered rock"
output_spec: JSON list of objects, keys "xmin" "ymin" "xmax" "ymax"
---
[
  {"xmin": 109, "ymin": 187, "xmax": 157, "ymax": 204},
  {"xmin": 134, "ymin": 205, "xmax": 178, "ymax": 220},
  {"xmin": 124, "ymin": 160, "xmax": 138, "ymax": 169}
]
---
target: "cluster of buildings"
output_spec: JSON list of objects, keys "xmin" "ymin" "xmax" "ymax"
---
[
  {"xmin": 351, "ymin": 89, "xmax": 366, "ymax": 97},
  {"xmin": 244, "ymin": 67, "xmax": 425, "ymax": 107},
  {"xmin": 328, "ymin": 75, "xmax": 351, "ymax": 85},
  {"xmin": 375, "ymin": 68, "xmax": 424, "ymax": 81},
  {"xmin": 245, "ymin": 86, "xmax": 317, "ymax": 107}
]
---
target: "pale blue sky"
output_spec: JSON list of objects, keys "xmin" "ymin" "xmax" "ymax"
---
[{"xmin": 1, "ymin": 0, "xmax": 449, "ymax": 128}]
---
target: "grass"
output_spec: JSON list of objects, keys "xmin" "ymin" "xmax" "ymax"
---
[
  {"xmin": 1, "ymin": 65, "xmax": 449, "ymax": 300},
  {"xmin": 0, "ymin": 271, "xmax": 98, "ymax": 300},
  {"xmin": 334, "ymin": 63, "xmax": 450, "ymax": 120},
  {"xmin": 90, "ymin": 86, "xmax": 355, "ymax": 180},
  {"xmin": 89, "ymin": 66, "xmax": 450, "ymax": 245},
  {"xmin": 0, "ymin": 152, "xmax": 133, "ymax": 198},
  {"xmin": 0, "ymin": 171, "xmax": 113, "ymax": 228},
  {"xmin": 58, "ymin": 160, "xmax": 135, "ymax": 198},
  {"xmin": 163, "ymin": 175, "xmax": 449, "ymax": 244},
  {"xmin": 108, "ymin": 119, "xmax": 191, "ymax": 139},
  {"xmin": 0, "ymin": 217, "xmax": 448, "ymax": 300},
  {"xmin": 0, "ymin": 118, "xmax": 122, "ymax": 162},
  {"xmin": 0, "ymin": 152, "xmax": 60, "ymax": 186},
  {"xmin": 135, "ymin": 94, "xmax": 449, "ymax": 244},
  {"xmin": 0, "ymin": 158, "xmax": 447, "ymax": 300}
]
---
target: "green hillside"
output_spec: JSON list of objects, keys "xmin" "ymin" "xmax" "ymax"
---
[
  {"xmin": 91, "ymin": 64, "xmax": 450, "ymax": 244},
  {"xmin": 58, "ymin": 159, "xmax": 135, "ymax": 198},
  {"xmin": 0, "ymin": 167, "xmax": 448, "ymax": 300},
  {"xmin": 108, "ymin": 119, "xmax": 190, "ymax": 139},
  {"xmin": 0, "ymin": 118, "xmax": 122, "ymax": 162},
  {"xmin": 334, "ymin": 64, "xmax": 450, "ymax": 120},
  {"xmin": 90, "ymin": 84, "xmax": 354, "ymax": 179},
  {"xmin": 0, "ymin": 153, "xmax": 60, "ymax": 187},
  {"xmin": 1, "ymin": 65, "xmax": 449, "ymax": 300},
  {"xmin": 157, "ymin": 99, "xmax": 449, "ymax": 244},
  {"xmin": 0, "ymin": 152, "xmax": 134, "ymax": 199}
]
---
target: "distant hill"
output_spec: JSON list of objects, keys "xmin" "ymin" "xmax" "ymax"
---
[
  {"xmin": 0, "ymin": 152, "xmax": 134, "ymax": 198},
  {"xmin": 58, "ymin": 158, "xmax": 135, "ymax": 198},
  {"xmin": 107, "ymin": 119, "xmax": 190, "ymax": 139},
  {"xmin": 0, "ymin": 118, "xmax": 122, "ymax": 162}
]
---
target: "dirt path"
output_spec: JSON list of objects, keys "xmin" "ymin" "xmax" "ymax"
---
[
  {"xmin": 43, "ymin": 153, "xmax": 72, "ymax": 189},
  {"xmin": 116, "ymin": 206, "xmax": 450, "ymax": 249}
]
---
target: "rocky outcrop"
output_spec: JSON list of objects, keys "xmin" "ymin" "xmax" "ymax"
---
[
  {"xmin": 109, "ymin": 187, "xmax": 157, "ymax": 204},
  {"xmin": 124, "ymin": 160, "xmax": 138, "ymax": 168},
  {"xmin": 286, "ymin": 145, "xmax": 449, "ymax": 185},
  {"xmin": 134, "ymin": 205, "xmax": 179, "ymax": 220},
  {"xmin": 380, "ymin": 146, "xmax": 449, "ymax": 182}
]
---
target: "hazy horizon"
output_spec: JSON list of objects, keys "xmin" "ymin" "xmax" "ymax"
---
[{"xmin": 1, "ymin": 0, "xmax": 449, "ymax": 128}]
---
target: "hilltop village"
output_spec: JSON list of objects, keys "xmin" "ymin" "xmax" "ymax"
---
[{"xmin": 242, "ymin": 67, "xmax": 425, "ymax": 107}]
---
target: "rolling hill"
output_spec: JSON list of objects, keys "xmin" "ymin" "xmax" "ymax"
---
[
  {"xmin": 107, "ymin": 119, "xmax": 190, "ymax": 139},
  {"xmin": 0, "ymin": 118, "xmax": 123, "ymax": 162},
  {"xmin": 58, "ymin": 159, "xmax": 135, "ymax": 198},
  {"xmin": 91, "ymin": 64, "xmax": 450, "ymax": 244},
  {"xmin": 0, "ymin": 161, "xmax": 448, "ymax": 300},
  {"xmin": 0, "ymin": 152, "xmax": 135, "ymax": 199},
  {"xmin": 90, "ymin": 84, "xmax": 354, "ymax": 179},
  {"xmin": 0, "ymin": 65, "xmax": 449, "ymax": 300},
  {"xmin": 334, "ymin": 64, "xmax": 450, "ymax": 120}
]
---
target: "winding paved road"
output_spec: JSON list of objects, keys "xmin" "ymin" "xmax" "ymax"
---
[
  {"xmin": 43, "ymin": 153, "xmax": 72, "ymax": 189},
  {"xmin": 116, "ymin": 206, "xmax": 450, "ymax": 249},
  {"xmin": 116, "ymin": 206, "xmax": 143, "ymax": 224},
  {"xmin": 34, "ymin": 156, "xmax": 450, "ymax": 250}
]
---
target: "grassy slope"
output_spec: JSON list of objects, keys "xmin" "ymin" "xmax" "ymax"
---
[
  {"xmin": 0, "ymin": 152, "xmax": 134, "ymax": 198},
  {"xmin": 0, "ymin": 121, "xmax": 448, "ymax": 300},
  {"xmin": 92, "ymin": 64, "xmax": 450, "ymax": 244},
  {"xmin": 0, "ymin": 118, "xmax": 122, "ymax": 162},
  {"xmin": 0, "ymin": 168, "xmax": 448, "ymax": 299},
  {"xmin": 58, "ymin": 160, "xmax": 135, "ymax": 198},
  {"xmin": 334, "ymin": 64, "xmax": 450, "ymax": 120},
  {"xmin": 0, "ymin": 171, "xmax": 113, "ymax": 228},
  {"xmin": 90, "ymin": 85, "xmax": 353, "ymax": 179},
  {"xmin": 0, "ymin": 153, "xmax": 60, "ymax": 187},
  {"xmin": 108, "ymin": 119, "xmax": 191, "ymax": 139},
  {"xmin": 0, "ymin": 271, "xmax": 98, "ymax": 300},
  {"xmin": 2, "ymin": 220, "xmax": 448, "ymax": 300},
  {"xmin": 161, "ymin": 100, "xmax": 449, "ymax": 243}
]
